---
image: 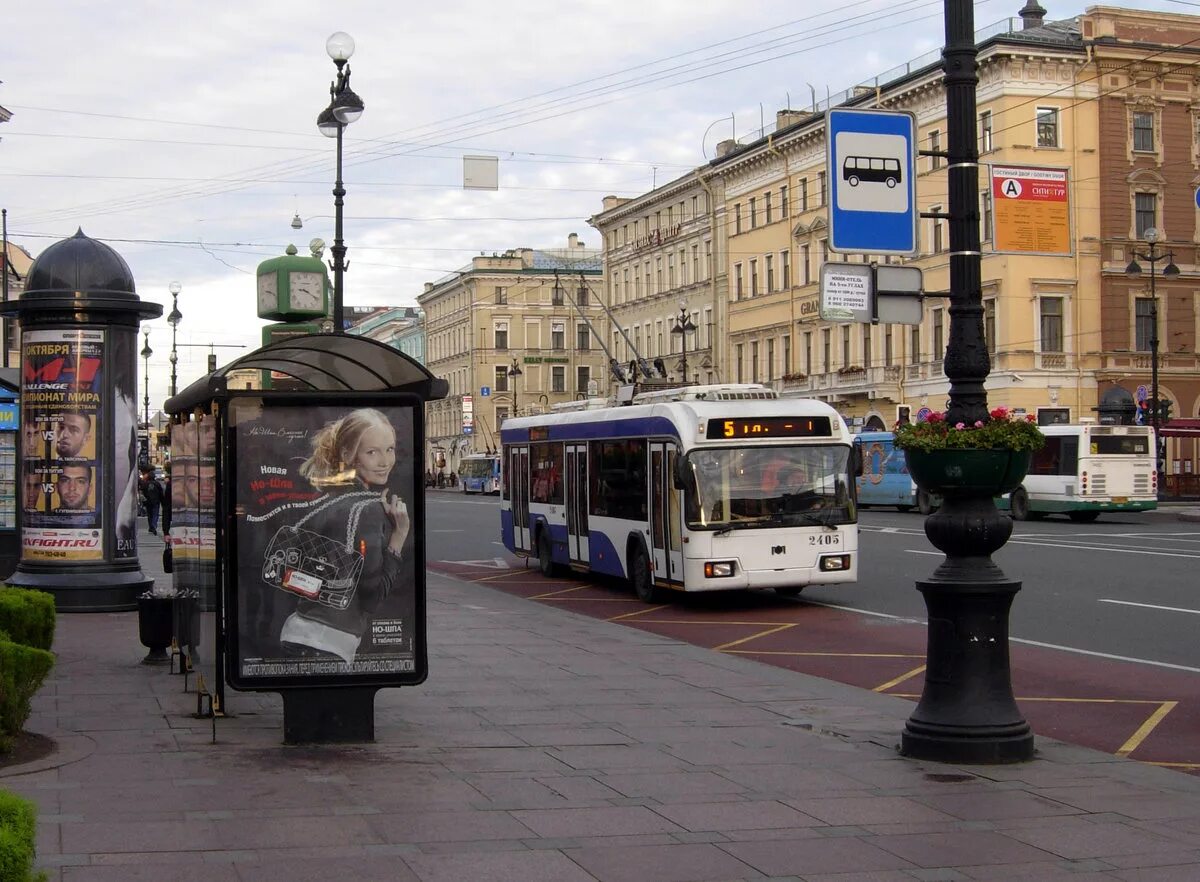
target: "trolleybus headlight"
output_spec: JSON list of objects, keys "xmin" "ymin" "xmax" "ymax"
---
[
  {"xmin": 704, "ymin": 560, "xmax": 736, "ymax": 578},
  {"xmin": 819, "ymin": 554, "xmax": 851, "ymax": 572}
]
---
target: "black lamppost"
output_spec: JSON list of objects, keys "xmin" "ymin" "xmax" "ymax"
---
[
  {"xmin": 899, "ymin": 0, "xmax": 1033, "ymax": 763},
  {"xmin": 317, "ymin": 31, "xmax": 365, "ymax": 333},
  {"xmin": 166, "ymin": 281, "xmax": 182, "ymax": 398},
  {"xmin": 671, "ymin": 300, "xmax": 696, "ymax": 383},
  {"xmin": 507, "ymin": 358, "xmax": 523, "ymax": 417},
  {"xmin": 140, "ymin": 329, "xmax": 152, "ymax": 430},
  {"xmin": 1125, "ymin": 226, "xmax": 1179, "ymax": 479}
]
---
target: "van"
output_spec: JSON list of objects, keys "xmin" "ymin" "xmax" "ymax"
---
[{"xmin": 853, "ymin": 431, "xmax": 937, "ymax": 514}]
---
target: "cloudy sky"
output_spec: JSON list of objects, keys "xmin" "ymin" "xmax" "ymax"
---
[{"xmin": 0, "ymin": 0, "xmax": 1178, "ymax": 409}]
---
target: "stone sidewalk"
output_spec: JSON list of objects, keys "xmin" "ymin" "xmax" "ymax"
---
[{"xmin": 4, "ymin": 527, "xmax": 1200, "ymax": 880}]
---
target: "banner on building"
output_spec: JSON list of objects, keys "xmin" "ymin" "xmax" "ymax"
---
[{"xmin": 990, "ymin": 164, "xmax": 1072, "ymax": 256}]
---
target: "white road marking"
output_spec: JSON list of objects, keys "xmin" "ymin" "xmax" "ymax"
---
[
  {"xmin": 808, "ymin": 599, "xmax": 1200, "ymax": 675},
  {"xmin": 906, "ymin": 550, "xmax": 941, "ymax": 556},
  {"xmin": 442, "ymin": 557, "xmax": 510, "ymax": 569},
  {"xmin": 1099, "ymin": 599, "xmax": 1200, "ymax": 616}
]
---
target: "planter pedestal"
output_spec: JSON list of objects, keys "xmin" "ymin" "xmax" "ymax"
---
[{"xmin": 901, "ymin": 449, "xmax": 1034, "ymax": 763}]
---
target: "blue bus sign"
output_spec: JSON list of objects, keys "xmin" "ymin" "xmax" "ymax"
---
[{"xmin": 826, "ymin": 108, "xmax": 918, "ymax": 256}]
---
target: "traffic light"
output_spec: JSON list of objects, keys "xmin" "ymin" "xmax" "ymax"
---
[{"xmin": 1157, "ymin": 399, "xmax": 1173, "ymax": 423}]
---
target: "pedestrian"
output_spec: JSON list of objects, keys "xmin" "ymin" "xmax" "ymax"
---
[{"xmin": 141, "ymin": 468, "xmax": 164, "ymax": 534}]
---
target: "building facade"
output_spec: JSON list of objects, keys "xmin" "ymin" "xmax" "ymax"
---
[{"xmin": 417, "ymin": 234, "xmax": 607, "ymax": 473}]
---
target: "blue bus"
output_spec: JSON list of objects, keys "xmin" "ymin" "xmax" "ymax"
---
[
  {"xmin": 460, "ymin": 454, "xmax": 501, "ymax": 495},
  {"xmin": 854, "ymin": 431, "xmax": 937, "ymax": 514},
  {"xmin": 500, "ymin": 385, "xmax": 860, "ymax": 603}
]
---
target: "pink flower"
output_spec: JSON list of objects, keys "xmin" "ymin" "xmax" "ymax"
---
[
  {"xmin": 955, "ymin": 422, "xmax": 966, "ymax": 429},
  {"xmin": 1025, "ymin": 414, "xmax": 1037, "ymax": 422},
  {"xmin": 990, "ymin": 406, "xmax": 1009, "ymax": 420},
  {"xmin": 926, "ymin": 412, "xmax": 945, "ymax": 423},
  {"xmin": 974, "ymin": 420, "xmax": 984, "ymax": 428}
]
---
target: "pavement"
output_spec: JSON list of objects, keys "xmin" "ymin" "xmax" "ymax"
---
[{"xmin": 5, "ymin": 524, "xmax": 1200, "ymax": 880}]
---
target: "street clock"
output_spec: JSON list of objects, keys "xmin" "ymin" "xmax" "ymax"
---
[{"xmin": 255, "ymin": 244, "xmax": 331, "ymax": 321}]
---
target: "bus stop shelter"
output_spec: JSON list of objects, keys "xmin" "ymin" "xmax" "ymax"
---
[{"xmin": 164, "ymin": 333, "xmax": 447, "ymax": 743}]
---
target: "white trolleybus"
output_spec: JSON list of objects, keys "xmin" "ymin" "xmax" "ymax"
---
[
  {"xmin": 500, "ymin": 384, "xmax": 859, "ymax": 603},
  {"xmin": 999, "ymin": 422, "xmax": 1158, "ymax": 521}
]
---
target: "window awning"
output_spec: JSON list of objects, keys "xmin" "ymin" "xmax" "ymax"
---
[
  {"xmin": 165, "ymin": 333, "xmax": 448, "ymax": 415},
  {"xmin": 1161, "ymin": 419, "xmax": 1200, "ymax": 438}
]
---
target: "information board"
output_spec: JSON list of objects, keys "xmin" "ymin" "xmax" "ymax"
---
[{"xmin": 991, "ymin": 164, "xmax": 1071, "ymax": 255}]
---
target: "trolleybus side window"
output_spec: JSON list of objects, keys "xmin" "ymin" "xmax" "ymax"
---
[
  {"xmin": 590, "ymin": 439, "xmax": 647, "ymax": 520},
  {"xmin": 531, "ymin": 441, "xmax": 564, "ymax": 504}
]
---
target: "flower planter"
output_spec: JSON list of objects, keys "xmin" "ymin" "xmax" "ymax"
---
[
  {"xmin": 137, "ymin": 593, "xmax": 174, "ymax": 665},
  {"xmin": 904, "ymin": 448, "xmax": 1030, "ymax": 498}
]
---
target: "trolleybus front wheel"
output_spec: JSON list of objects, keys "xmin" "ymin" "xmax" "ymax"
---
[
  {"xmin": 774, "ymin": 586, "xmax": 804, "ymax": 597},
  {"xmin": 629, "ymin": 545, "xmax": 664, "ymax": 604}
]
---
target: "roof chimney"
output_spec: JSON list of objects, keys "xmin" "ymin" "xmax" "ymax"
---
[
  {"xmin": 775, "ymin": 109, "xmax": 809, "ymax": 131},
  {"xmin": 715, "ymin": 139, "xmax": 738, "ymax": 158},
  {"xmin": 567, "ymin": 233, "xmax": 580, "ymax": 249},
  {"xmin": 1019, "ymin": 0, "xmax": 1047, "ymax": 29}
]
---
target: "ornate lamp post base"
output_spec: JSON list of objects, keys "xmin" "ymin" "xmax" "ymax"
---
[{"xmin": 900, "ymin": 491, "xmax": 1034, "ymax": 763}]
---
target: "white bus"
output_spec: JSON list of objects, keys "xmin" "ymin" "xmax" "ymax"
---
[
  {"xmin": 1000, "ymin": 422, "xmax": 1157, "ymax": 522},
  {"xmin": 500, "ymin": 385, "xmax": 859, "ymax": 603},
  {"xmin": 459, "ymin": 453, "xmax": 501, "ymax": 495}
]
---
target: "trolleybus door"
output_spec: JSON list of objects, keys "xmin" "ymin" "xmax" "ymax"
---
[
  {"xmin": 649, "ymin": 442, "xmax": 684, "ymax": 585},
  {"xmin": 509, "ymin": 445, "xmax": 531, "ymax": 552},
  {"xmin": 565, "ymin": 443, "xmax": 588, "ymax": 565}
]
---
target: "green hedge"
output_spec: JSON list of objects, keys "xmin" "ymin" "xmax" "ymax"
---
[
  {"xmin": 0, "ymin": 591, "xmax": 54, "ymax": 653},
  {"xmin": 0, "ymin": 790, "xmax": 44, "ymax": 881},
  {"xmin": 0, "ymin": 643, "xmax": 53, "ymax": 753}
]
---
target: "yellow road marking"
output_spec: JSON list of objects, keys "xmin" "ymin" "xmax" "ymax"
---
[
  {"xmin": 607, "ymin": 605, "xmax": 670, "ymax": 621},
  {"xmin": 874, "ymin": 664, "xmax": 927, "ymax": 693},
  {"xmin": 713, "ymin": 623, "xmax": 796, "ymax": 652},
  {"xmin": 1117, "ymin": 701, "xmax": 1178, "ymax": 758},
  {"xmin": 1146, "ymin": 761, "xmax": 1200, "ymax": 769},
  {"xmin": 529, "ymin": 585, "xmax": 590, "ymax": 599}
]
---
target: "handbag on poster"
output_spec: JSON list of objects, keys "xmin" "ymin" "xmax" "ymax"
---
[
  {"xmin": 162, "ymin": 542, "xmax": 173, "ymax": 573},
  {"xmin": 260, "ymin": 492, "xmax": 376, "ymax": 610}
]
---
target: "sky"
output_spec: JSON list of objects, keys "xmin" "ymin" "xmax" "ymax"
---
[{"xmin": 0, "ymin": 0, "xmax": 1181, "ymax": 411}]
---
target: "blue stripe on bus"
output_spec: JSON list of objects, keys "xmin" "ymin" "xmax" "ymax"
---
[
  {"xmin": 500, "ymin": 415, "xmax": 680, "ymax": 444},
  {"xmin": 500, "ymin": 508, "xmax": 630, "ymax": 579}
]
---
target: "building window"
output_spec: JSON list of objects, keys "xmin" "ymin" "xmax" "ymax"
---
[
  {"xmin": 781, "ymin": 250, "xmax": 790, "ymax": 288},
  {"xmin": 751, "ymin": 341, "xmax": 760, "ymax": 382},
  {"xmin": 885, "ymin": 326, "xmax": 894, "ymax": 366},
  {"xmin": 862, "ymin": 325, "xmax": 872, "ymax": 367},
  {"xmin": 929, "ymin": 129, "xmax": 942, "ymax": 170},
  {"xmin": 767, "ymin": 338, "xmax": 775, "ymax": 381},
  {"xmin": 577, "ymin": 365, "xmax": 590, "ymax": 394},
  {"xmin": 979, "ymin": 110, "xmax": 993, "ymax": 153},
  {"xmin": 765, "ymin": 192, "xmax": 773, "ymax": 224},
  {"xmin": 749, "ymin": 197, "xmax": 758, "ymax": 229},
  {"xmin": 800, "ymin": 179, "xmax": 808, "ymax": 212},
  {"xmin": 495, "ymin": 286, "xmax": 507, "ymax": 305},
  {"xmin": 765, "ymin": 254, "xmax": 775, "ymax": 292},
  {"xmin": 495, "ymin": 405, "xmax": 509, "ymax": 426},
  {"xmin": 1036, "ymin": 106, "xmax": 1059, "ymax": 148},
  {"xmin": 691, "ymin": 245, "xmax": 699, "ymax": 283},
  {"xmin": 552, "ymin": 286, "xmax": 564, "ymax": 306},
  {"xmin": 655, "ymin": 258, "xmax": 663, "ymax": 293},
  {"xmin": 1040, "ymin": 297, "xmax": 1064, "ymax": 352},
  {"xmin": 577, "ymin": 285, "xmax": 589, "ymax": 306},
  {"xmin": 802, "ymin": 244, "xmax": 811, "ymax": 285},
  {"xmin": 735, "ymin": 344, "xmax": 744, "ymax": 383},
  {"xmin": 551, "ymin": 321, "xmax": 565, "ymax": 350},
  {"xmin": 822, "ymin": 329, "xmax": 831, "ymax": 373},
  {"xmin": 909, "ymin": 326, "xmax": 920, "ymax": 364},
  {"xmin": 576, "ymin": 324, "xmax": 590, "ymax": 350},
  {"xmin": 984, "ymin": 298, "xmax": 996, "ymax": 355},
  {"xmin": 981, "ymin": 189, "xmax": 993, "ymax": 243},
  {"xmin": 932, "ymin": 206, "xmax": 944, "ymax": 254},
  {"xmin": 1133, "ymin": 111, "xmax": 1155, "ymax": 153},
  {"xmin": 780, "ymin": 185, "xmax": 789, "ymax": 218},
  {"xmin": 819, "ymin": 171, "xmax": 827, "ymax": 206},
  {"xmin": 820, "ymin": 239, "xmax": 829, "ymax": 265},
  {"xmin": 932, "ymin": 308, "xmax": 944, "ymax": 362},
  {"xmin": 494, "ymin": 322, "xmax": 508, "ymax": 350},
  {"xmin": 691, "ymin": 195, "xmax": 698, "ymax": 218},
  {"xmin": 668, "ymin": 253, "xmax": 676, "ymax": 289},
  {"xmin": 804, "ymin": 331, "xmax": 812, "ymax": 375},
  {"xmin": 783, "ymin": 334, "xmax": 791, "ymax": 375},
  {"xmin": 734, "ymin": 263, "xmax": 744, "ymax": 299},
  {"xmin": 551, "ymin": 366, "xmax": 565, "ymax": 393},
  {"xmin": 1135, "ymin": 297, "xmax": 1156, "ymax": 351},
  {"xmin": 494, "ymin": 365, "xmax": 509, "ymax": 392},
  {"xmin": 750, "ymin": 259, "xmax": 758, "ymax": 296},
  {"xmin": 734, "ymin": 203, "xmax": 742, "ymax": 234},
  {"xmin": 841, "ymin": 325, "xmax": 851, "ymax": 369},
  {"xmin": 1135, "ymin": 192, "xmax": 1157, "ymax": 239}
]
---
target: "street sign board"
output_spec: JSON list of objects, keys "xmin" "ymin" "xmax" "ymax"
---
[
  {"xmin": 461, "ymin": 394, "xmax": 474, "ymax": 432},
  {"xmin": 480, "ymin": 386, "xmax": 491, "ymax": 397},
  {"xmin": 990, "ymin": 164, "xmax": 1071, "ymax": 255},
  {"xmin": 826, "ymin": 108, "xmax": 918, "ymax": 256},
  {"xmin": 820, "ymin": 263, "xmax": 873, "ymax": 322}
]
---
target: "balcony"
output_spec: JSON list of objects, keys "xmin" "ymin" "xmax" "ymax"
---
[{"xmin": 1038, "ymin": 352, "xmax": 1068, "ymax": 370}]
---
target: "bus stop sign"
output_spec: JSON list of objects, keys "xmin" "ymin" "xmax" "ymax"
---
[{"xmin": 826, "ymin": 108, "xmax": 918, "ymax": 257}]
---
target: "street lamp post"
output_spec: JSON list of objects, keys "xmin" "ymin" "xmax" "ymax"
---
[
  {"xmin": 1125, "ymin": 226, "xmax": 1179, "ymax": 482},
  {"xmin": 317, "ymin": 31, "xmax": 365, "ymax": 333},
  {"xmin": 671, "ymin": 300, "xmax": 696, "ymax": 383},
  {"xmin": 899, "ymin": 0, "xmax": 1034, "ymax": 763},
  {"xmin": 140, "ymin": 329, "xmax": 152, "ymax": 430},
  {"xmin": 166, "ymin": 281, "xmax": 181, "ymax": 398},
  {"xmin": 507, "ymin": 358, "xmax": 523, "ymax": 417}
]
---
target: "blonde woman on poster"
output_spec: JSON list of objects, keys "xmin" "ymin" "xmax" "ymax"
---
[{"xmin": 267, "ymin": 408, "xmax": 411, "ymax": 664}]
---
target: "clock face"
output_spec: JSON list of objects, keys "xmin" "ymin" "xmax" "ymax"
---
[
  {"xmin": 288, "ymin": 271, "xmax": 325, "ymax": 312},
  {"xmin": 256, "ymin": 272, "xmax": 278, "ymax": 313}
]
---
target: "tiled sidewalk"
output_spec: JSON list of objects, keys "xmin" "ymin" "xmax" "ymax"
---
[{"xmin": 3, "ymin": 526, "xmax": 1200, "ymax": 880}]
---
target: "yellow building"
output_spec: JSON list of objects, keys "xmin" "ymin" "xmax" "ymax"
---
[{"xmin": 417, "ymin": 234, "xmax": 608, "ymax": 474}]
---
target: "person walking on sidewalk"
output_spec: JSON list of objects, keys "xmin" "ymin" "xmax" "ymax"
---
[{"xmin": 141, "ymin": 468, "xmax": 164, "ymax": 535}]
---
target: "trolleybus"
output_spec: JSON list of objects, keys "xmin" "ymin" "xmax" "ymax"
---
[
  {"xmin": 460, "ymin": 453, "xmax": 501, "ymax": 495},
  {"xmin": 854, "ymin": 431, "xmax": 937, "ymax": 514},
  {"xmin": 999, "ymin": 422, "xmax": 1157, "ymax": 521},
  {"xmin": 500, "ymin": 385, "xmax": 859, "ymax": 602}
]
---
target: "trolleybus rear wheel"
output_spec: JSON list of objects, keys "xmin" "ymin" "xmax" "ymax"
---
[
  {"xmin": 1010, "ymin": 487, "xmax": 1030, "ymax": 521},
  {"xmin": 537, "ymin": 530, "xmax": 559, "ymax": 577}
]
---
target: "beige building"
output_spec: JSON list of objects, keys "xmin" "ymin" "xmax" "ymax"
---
[
  {"xmin": 589, "ymin": 171, "xmax": 726, "ymax": 384},
  {"xmin": 418, "ymin": 234, "xmax": 607, "ymax": 473},
  {"xmin": 711, "ymin": 5, "xmax": 1098, "ymax": 431}
]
